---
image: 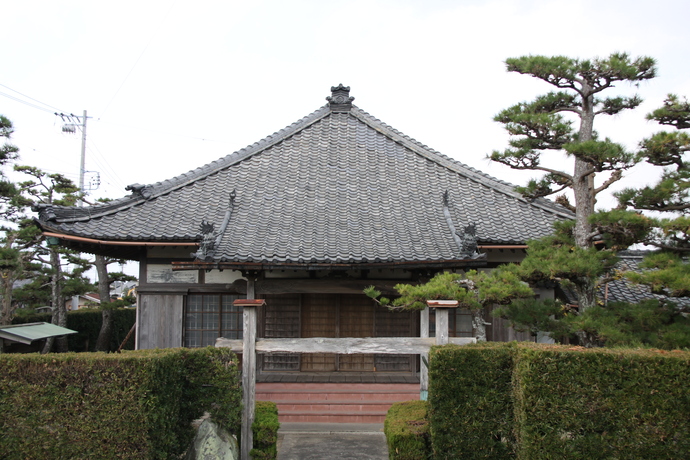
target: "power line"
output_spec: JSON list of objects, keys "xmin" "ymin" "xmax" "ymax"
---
[
  {"xmin": 0, "ymin": 83, "xmax": 67, "ymax": 113},
  {"xmin": 96, "ymin": 119, "xmax": 229, "ymax": 143},
  {"xmin": 0, "ymin": 90, "xmax": 58, "ymax": 115},
  {"xmin": 100, "ymin": 0, "xmax": 179, "ymax": 118}
]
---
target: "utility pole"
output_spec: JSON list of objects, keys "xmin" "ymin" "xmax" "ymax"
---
[{"xmin": 78, "ymin": 110, "xmax": 87, "ymax": 207}]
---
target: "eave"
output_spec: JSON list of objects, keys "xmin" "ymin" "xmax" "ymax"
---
[
  {"xmin": 171, "ymin": 257, "xmax": 489, "ymax": 272},
  {"xmin": 41, "ymin": 231, "xmax": 199, "ymax": 260}
]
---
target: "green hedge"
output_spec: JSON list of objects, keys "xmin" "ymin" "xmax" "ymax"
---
[
  {"xmin": 429, "ymin": 342, "xmax": 517, "ymax": 459},
  {"xmin": 514, "ymin": 345, "xmax": 690, "ymax": 459},
  {"xmin": 0, "ymin": 347, "xmax": 241, "ymax": 459},
  {"xmin": 384, "ymin": 400, "xmax": 431, "ymax": 460},
  {"xmin": 12, "ymin": 307, "xmax": 137, "ymax": 352},
  {"xmin": 428, "ymin": 343, "xmax": 690, "ymax": 460},
  {"xmin": 251, "ymin": 401, "xmax": 280, "ymax": 460}
]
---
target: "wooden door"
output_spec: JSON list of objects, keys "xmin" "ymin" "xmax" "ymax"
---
[
  {"xmin": 300, "ymin": 294, "xmax": 376, "ymax": 372},
  {"xmin": 338, "ymin": 295, "xmax": 375, "ymax": 371},
  {"xmin": 300, "ymin": 294, "xmax": 337, "ymax": 371}
]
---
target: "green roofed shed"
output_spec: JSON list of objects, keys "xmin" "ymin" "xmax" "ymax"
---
[{"xmin": 0, "ymin": 322, "xmax": 77, "ymax": 346}]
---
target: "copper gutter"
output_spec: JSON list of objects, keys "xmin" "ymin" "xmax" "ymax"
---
[
  {"xmin": 477, "ymin": 245, "xmax": 528, "ymax": 249},
  {"xmin": 42, "ymin": 232, "xmax": 199, "ymax": 247}
]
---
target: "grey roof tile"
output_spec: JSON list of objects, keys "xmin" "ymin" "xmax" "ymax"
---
[{"xmin": 37, "ymin": 87, "xmax": 573, "ymax": 265}]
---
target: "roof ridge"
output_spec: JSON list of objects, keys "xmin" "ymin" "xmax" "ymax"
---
[{"xmin": 350, "ymin": 107, "xmax": 574, "ymax": 219}]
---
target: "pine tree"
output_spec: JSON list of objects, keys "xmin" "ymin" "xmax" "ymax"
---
[
  {"xmin": 490, "ymin": 53, "xmax": 656, "ymax": 311},
  {"xmin": 12, "ymin": 165, "xmax": 94, "ymax": 352},
  {"xmin": 94, "ymin": 255, "xmax": 136, "ymax": 352},
  {"xmin": 365, "ymin": 270, "xmax": 534, "ymax": 341},
  {"xmin": 601, "ymin": 95, "xmax": 690, "ymax": 299}
]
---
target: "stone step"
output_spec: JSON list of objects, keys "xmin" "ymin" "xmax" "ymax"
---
[
  {"xmin": 277, "ymin": 411, "xmax": 388, "ymax": 424},
  {"xmin": 275, "ymin": 401, "xmax": 394, "ymax": 412},
  {"xmin": 256, "ymin": 382, "xmax": 420, "ymax": 423}
]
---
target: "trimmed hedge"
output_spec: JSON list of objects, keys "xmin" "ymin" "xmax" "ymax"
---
[
  {"xmin": 428, "ymin": 343, "xmax": 690, "ymax": 460},
  {"xmin": 514, "ymin": 344, "xmax": 690, "ymax": 459},
  {"xmin": 384, "ymin": 400, "xmax": 431, "ymax": 460},
  {"xmin": 0, "ymin": 347, "xmax": 241, "ymax": 459},
  {"xmin": 12, "ymin": 307, "xmax": 137, "ymax": 352},
  {"xmin": 251, "ymin": 401, "xmax": 280, "ymax": 460},
  {"xmin": 429, "ymin": 342, "xmax": 517, "ymax": 459}
]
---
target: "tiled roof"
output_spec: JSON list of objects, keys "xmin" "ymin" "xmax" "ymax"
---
[
  {"xmin": 604, "ymin": 251, "xmax": 690, "ymax": 307},
  {"xmin": 36, "ymin": 85, "xmax": 573, "ymax": 265},
  {"xmin": 559, "ymin": 251, "xmax": 690, "ymax": 308}
]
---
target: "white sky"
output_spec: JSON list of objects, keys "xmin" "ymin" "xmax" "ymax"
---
[{"xmin": 2, "ymin": 0, "xmax": 689, "ymax": 277}]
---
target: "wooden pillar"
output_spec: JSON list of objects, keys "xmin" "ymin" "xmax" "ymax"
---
[
  {"xmin": 426, "ymin": 300, "xmax": 457, "ymax": 347},
  {"xmin": 238, "ymin": 281, "xmax": 263, "ymax": 460},
  {"xmin": 420, "ymin": 307, "xmax": 429, "ymax": 400},
  {"xmin": 435, "ymin": 308, "xmax": 449, "ymax": 345}
]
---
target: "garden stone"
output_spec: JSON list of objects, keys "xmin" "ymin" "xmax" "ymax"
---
[{"xmin": 185, "ymin": 418, "xmax": 238, "ymax": 460}]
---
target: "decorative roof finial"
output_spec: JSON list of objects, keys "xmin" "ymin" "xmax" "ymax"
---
[{"xmin": 327, "ymin": 84, "xmax": 354, "ymax": 112}]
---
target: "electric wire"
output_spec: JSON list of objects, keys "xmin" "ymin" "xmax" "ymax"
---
[
  {"xmin": 0, "ymin": 83, "xmax": 68, "ymax": 113},
  {"xmin": 96, "ymin": 119, "xmax": 229, "ymax": 143},
  {"xmin": 0, "ymin": 90, "xmax": 58, "ymax": 115},
  {"xmin": 99, "ymin": 0, "xmax": 179, "ymax": 118}
]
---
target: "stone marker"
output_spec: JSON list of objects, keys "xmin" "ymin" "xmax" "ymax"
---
[{"xmin": 185, "ymin": 418, "xmax": 239, "ymax": 460}]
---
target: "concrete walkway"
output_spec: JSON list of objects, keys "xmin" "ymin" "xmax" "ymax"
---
[{"xmin": 277, "ymin": 423, "xmax": 388, "ymax": 460}]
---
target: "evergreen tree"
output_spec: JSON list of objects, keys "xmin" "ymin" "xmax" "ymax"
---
[
  {"xmin": 0, "ymin": 115, "xmax": 37, "ymax": 325},
  {"xmin": 93, "ymin": 254, "xmax": 136, "ymax": 352},
  {"xmin": 12, "ymin": 165, "xmax": 93, "ymax": 352},
  {"xmin": 490, "ymin": 53, "xmax": 656, "ymax": 312},
  {"xmin": 365, "ymin": 270, "xmax": 534, "ymax": 341},
  {"xmin": 595, "ymin": 94, "xmax": 689, "ymax": 301}
]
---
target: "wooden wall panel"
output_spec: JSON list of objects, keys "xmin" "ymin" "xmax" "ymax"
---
[
  {"xmin": 137, "ymin": 294, "xmax": 183, "ymax": 349},
  {"xmin": 487, "ymin": 309, "xmax": 535, "ymax": 343}
]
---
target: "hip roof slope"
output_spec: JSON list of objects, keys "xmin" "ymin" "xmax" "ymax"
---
[{"xmin": 36, "ymin": 86, "xmax": 574, "ymax": 264}]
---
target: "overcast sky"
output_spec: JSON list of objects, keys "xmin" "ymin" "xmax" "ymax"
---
[{"xmin": 2, "ymin": 1, "xmax": 689, "ymax": 215}]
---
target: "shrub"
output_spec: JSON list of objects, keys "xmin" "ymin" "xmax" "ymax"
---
[
  {"xmin": 429, "ymin": 342, "xmax": 517, "ymax": 459},
  {"xmin": 514, "ymin": 344, "xmax": 690, "ymax": 459},
  {"xmin": 251, "ymin": 401, "xmax": 280, "ymax": 460},
  {"xmin": 427, "ymin": 342, "xmax": 690, "ymax": 460},
  {"xmin": 0, "ymin": 347, "xmax": 241, "ymax": 459},
  {"xmin": 384, "ymin": 400, "xmax": 431, "ymax": 460}
]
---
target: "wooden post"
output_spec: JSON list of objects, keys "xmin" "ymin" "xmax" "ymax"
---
[
  {"xmin": 435, "ymin": 308, "xmax": 449, "ymax": 345},
  {"xmin": 420, "ymin": 306, "xmax": 429, "ymax": 400},
  {"xmin": 238, "ymin": 284, "xmax": 263, "ymax": 460},
  {"xmin": 427, "ymin": 300, "xmax": 457, "ymax": 346}
]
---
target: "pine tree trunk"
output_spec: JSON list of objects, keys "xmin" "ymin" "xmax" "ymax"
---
[
  {"xmin": 43, "ymin": 248, "xmax": 67, "ymax": 353},
  {"xmin": 0, "ymin": 275, "xmax": 14, "ymax": 326},
  {"xmin": 472, "ymin": 309, "xmax": 488, "ymax": 342},
  {"xmin": 94, "ymin": 255, "xmax": 112, "ymax": 352},
  {"xmin": 572, "ymin": 88, "xmax": 598, "ymax": 312}
]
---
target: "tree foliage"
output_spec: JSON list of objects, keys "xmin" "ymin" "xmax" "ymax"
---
[
  {"xmin": 365, "ymin": 270, "xmax": 534, "ymax": 341},
  {"xmin": 490, "ymin": 53, "xmax": 656, "ymax": 259},
  {"xmin": 593, "ymin": 94, "xmax": 690, "ymax": 300},
  {"xmin": 5, "ymin": 166, "xmax": 94, "ymax": 350}
]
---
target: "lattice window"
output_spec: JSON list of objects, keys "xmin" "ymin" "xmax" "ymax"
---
[{"xmin": 184, "ymin": 294, "xmax": 242, "ymax": 348}]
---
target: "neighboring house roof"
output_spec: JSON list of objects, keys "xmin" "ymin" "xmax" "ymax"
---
[
  {"xmin": 81, "ymin": 293, "xmax": 101, "ymax": 303},
  {"xmin": 35, "ymin": 85, "xmax": 573, "ymax": 268},
  {"xmin": 605, "ymin": 251, "xmax": 690, "ymax": 308},
  {"xmin": 560, "ymin": 251, "xmax": 690, "ymax": 308},
  {"xmin": 0, "ymin": 322, "xmax": 77, "ymax": 345}
]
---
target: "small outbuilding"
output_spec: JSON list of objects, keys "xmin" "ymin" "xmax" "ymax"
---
[{"xmin": 0, "ymin": 322, "xmax": 77, "ymax": 353}]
